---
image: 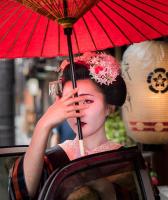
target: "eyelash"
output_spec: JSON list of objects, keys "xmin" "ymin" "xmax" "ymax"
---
[{"xmin": 83, "ymin": 99, "xmax": 94, "ymax": 104}]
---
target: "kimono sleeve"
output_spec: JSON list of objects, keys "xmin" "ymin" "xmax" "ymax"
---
[
  {"xmin": 8, "ymin": 145, "xmax": 70, "ymax": 200},
  {"xmin": 8, "ymin": 155, "xmax": 54, "ymax": 200}
]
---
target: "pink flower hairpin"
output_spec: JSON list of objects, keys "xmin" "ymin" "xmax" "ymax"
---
[{"xmin": 74, "ymin": 52, "xmax": 120, "ymax": 85}]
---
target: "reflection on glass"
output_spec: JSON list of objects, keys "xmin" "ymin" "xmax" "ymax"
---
[
  {"xmin": 66, "ymin": 171, "xmax": 140, "ymax": 200},
  {"xmin": 45, "ymin": 161, "xmax": 144, "ymax": 200}
]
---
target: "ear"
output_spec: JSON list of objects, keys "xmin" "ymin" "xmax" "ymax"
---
[{"xmin": 106, "ymin": 105, "xmax": 115, "ymax": 116}]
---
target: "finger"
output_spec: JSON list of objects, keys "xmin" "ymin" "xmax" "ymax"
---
[
  {"xmin": 62, "ymin": 88, "xmax": 78, "ymax": 101},
  {"xmin": 67, "ymin": 111, "xmax": 85, "ymax": 119},
  {"xmin": 66, "ymin": 104, "xmax": 89, "ymax": 112},
  {"xmin": 64, "ymin": 95, "xmax": 89, "ymax": 106}
]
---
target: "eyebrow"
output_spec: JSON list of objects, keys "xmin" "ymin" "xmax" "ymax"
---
[{"xmin": 78, "ymin": 93, "xmax": 94, "ymax": 96}]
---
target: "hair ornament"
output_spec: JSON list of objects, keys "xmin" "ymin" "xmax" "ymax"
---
[
  {"xmin": 74, "ymin": 52, "xmax": 120, "ymax": 85},
  {"xmin": 59, "ymin": 59, "xmax": 70, "ymax": 71},
  {"xmin": 49, "ymin": 66, "xmax": 63, "ymax": 96}
]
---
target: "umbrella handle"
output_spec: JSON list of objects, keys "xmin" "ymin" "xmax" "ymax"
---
[
  {"xmin": 64, "ymin": 27, "xmax": 85, "ymax": 156},
  {"xmin": 79, "ymin": 140, "xmax": 85, "ymax": 156}
]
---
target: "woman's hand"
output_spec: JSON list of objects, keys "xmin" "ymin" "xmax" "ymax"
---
[
  {"xmin": 23, "ymin": 88, "xmax": 89, "ymax": 197},
  {"xmin": 38, "ymin": 88, "xmax": 89, "ymax": 131}
]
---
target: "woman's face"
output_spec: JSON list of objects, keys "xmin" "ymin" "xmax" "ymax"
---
[{"xmin": 62, "ymin": 79, "xmax": 109, "ymax": 138}]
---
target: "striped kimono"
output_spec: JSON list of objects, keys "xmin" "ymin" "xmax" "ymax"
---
[{"xmin": 8, "ymin": 145, "xmax": 70, "ymax": 200}]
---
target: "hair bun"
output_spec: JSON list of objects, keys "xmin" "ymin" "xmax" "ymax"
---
[{"xmin": 99, "ymin": 75, "xmax": 127, "ymax": 106}]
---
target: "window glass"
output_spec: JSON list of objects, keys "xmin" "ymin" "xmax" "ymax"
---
[{"xmin": 43, "ymin": 161, "xmax": 145, "ymax": 200}]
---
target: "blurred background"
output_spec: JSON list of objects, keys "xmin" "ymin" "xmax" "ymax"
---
[{"xmin": 1, "ymin": 40, "xmax": 168, "ymax": 199}]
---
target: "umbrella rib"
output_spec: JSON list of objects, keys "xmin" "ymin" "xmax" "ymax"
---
[
  {"xmin": 73, "ymin": 0, "xmax": 88, "ymax": 21},
  {"xmin": 0, "ymin": 5, "xmax": 18, "ymax": 20},
  {"xmin": 0, "ymin": 8, "xmax": 26, "ymax": 45},
  {"xmin": 72, "ymin": 28, "xmax": 80, "ymax": 55},
  {"xmin": 101, "ymin": 0, "xmax": 149, "ymax": 40},
  {"xmin": 0, "ymin": 0, "xmax": 14, "ymax": 16},
  {"xmin": 109, "ymin": 0, "xmax": 165, "ymax": 36},
  {"xmin": 58, "ymin": 23, "xmax": 60, "ymax": 55},
  {"xmin": 5, "ymin": 12, "xmax": 34, "ymax": 57},
  {"xmin": 40, "ymin": 0, "xmax": 62, "ymax": 20},
  {"xmin": 90, "ymin": 9, "xmax": 115, "ymax": 47},
  {"xmin": 41, "ymin": 19, "xmax": 50, "ymax": 57},
  {"xmin": 51, "ymin": 0, "xmax": 64, "ymax": 17},
  {"xmin": 69, "ymin": 0, "xmax": 76, "ymax": 18},
  {"xmin": 96, "ymin": 3, "xmax": 133, "ymax": 43},
  {"xmin": 125, "ymin": 0, "xmax": 168, "ymax": 26},
  {"xmin": 152, "ymin": 0, "xmax": 168, "ymax": 6},
  {"xmin": 138, "ymin": 0, "xmax": 168, "ymax": 14},
  {"xmin": 73, "ymin": 0, "xmax": 84, "ymax": 23},
  {"xmin": 73, "ymin": 0, "xmax": 86, "ymax": 54},
  {"xmin": 0, "ymin": 5, "xmax": 22, "ymax": 29},
  {"xmin": 17, "ymin": 0, "xmax": 55, "ymax": 20},
  {"xmin": 0, "ymin": 0, "xmax": 7, "ymax": 8},
  {"xmin": 23, "ymin": 15, "xmax": 41, "ymax": 57},
  {"xmin": 81, "ymin": 16, "xmax": 98, "ymax": 51}
]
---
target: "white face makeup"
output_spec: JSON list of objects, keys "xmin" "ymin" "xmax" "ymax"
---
[{"xmin": 62, "ymin": 79, "xmax": 109, "ymax": 138}]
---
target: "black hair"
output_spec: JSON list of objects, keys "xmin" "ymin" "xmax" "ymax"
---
[{"xmin": 62, "ymin": 62, "xmax": 127, "ymax": 106}]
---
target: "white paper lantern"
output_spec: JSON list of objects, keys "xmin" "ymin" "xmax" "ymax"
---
[{"xmin": 121, "ymin": 41, "xmax": 168, "ymax": 144}]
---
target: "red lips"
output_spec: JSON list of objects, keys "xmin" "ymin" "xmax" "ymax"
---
[
  {"xmin": 81, "ymin": 122, "xmax": 86, "ymax": 127},
  {"xmin": 75, "ymin": 122, "xmax": 87, "ymax": 127}
]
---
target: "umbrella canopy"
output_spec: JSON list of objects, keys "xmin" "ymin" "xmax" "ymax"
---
[{"xmin": 0, "ymin": 0, "xmax": 167, "ymax": 58}]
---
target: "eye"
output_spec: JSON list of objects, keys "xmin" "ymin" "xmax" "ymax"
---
[{"xmin": 83, "ymin": 99, "xmax": 94, "ymax": 104}]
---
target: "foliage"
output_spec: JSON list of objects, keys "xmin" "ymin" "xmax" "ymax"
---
[{"xmin": 105, "ymin": 110, "xmax": 135, "ymax": 146}]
